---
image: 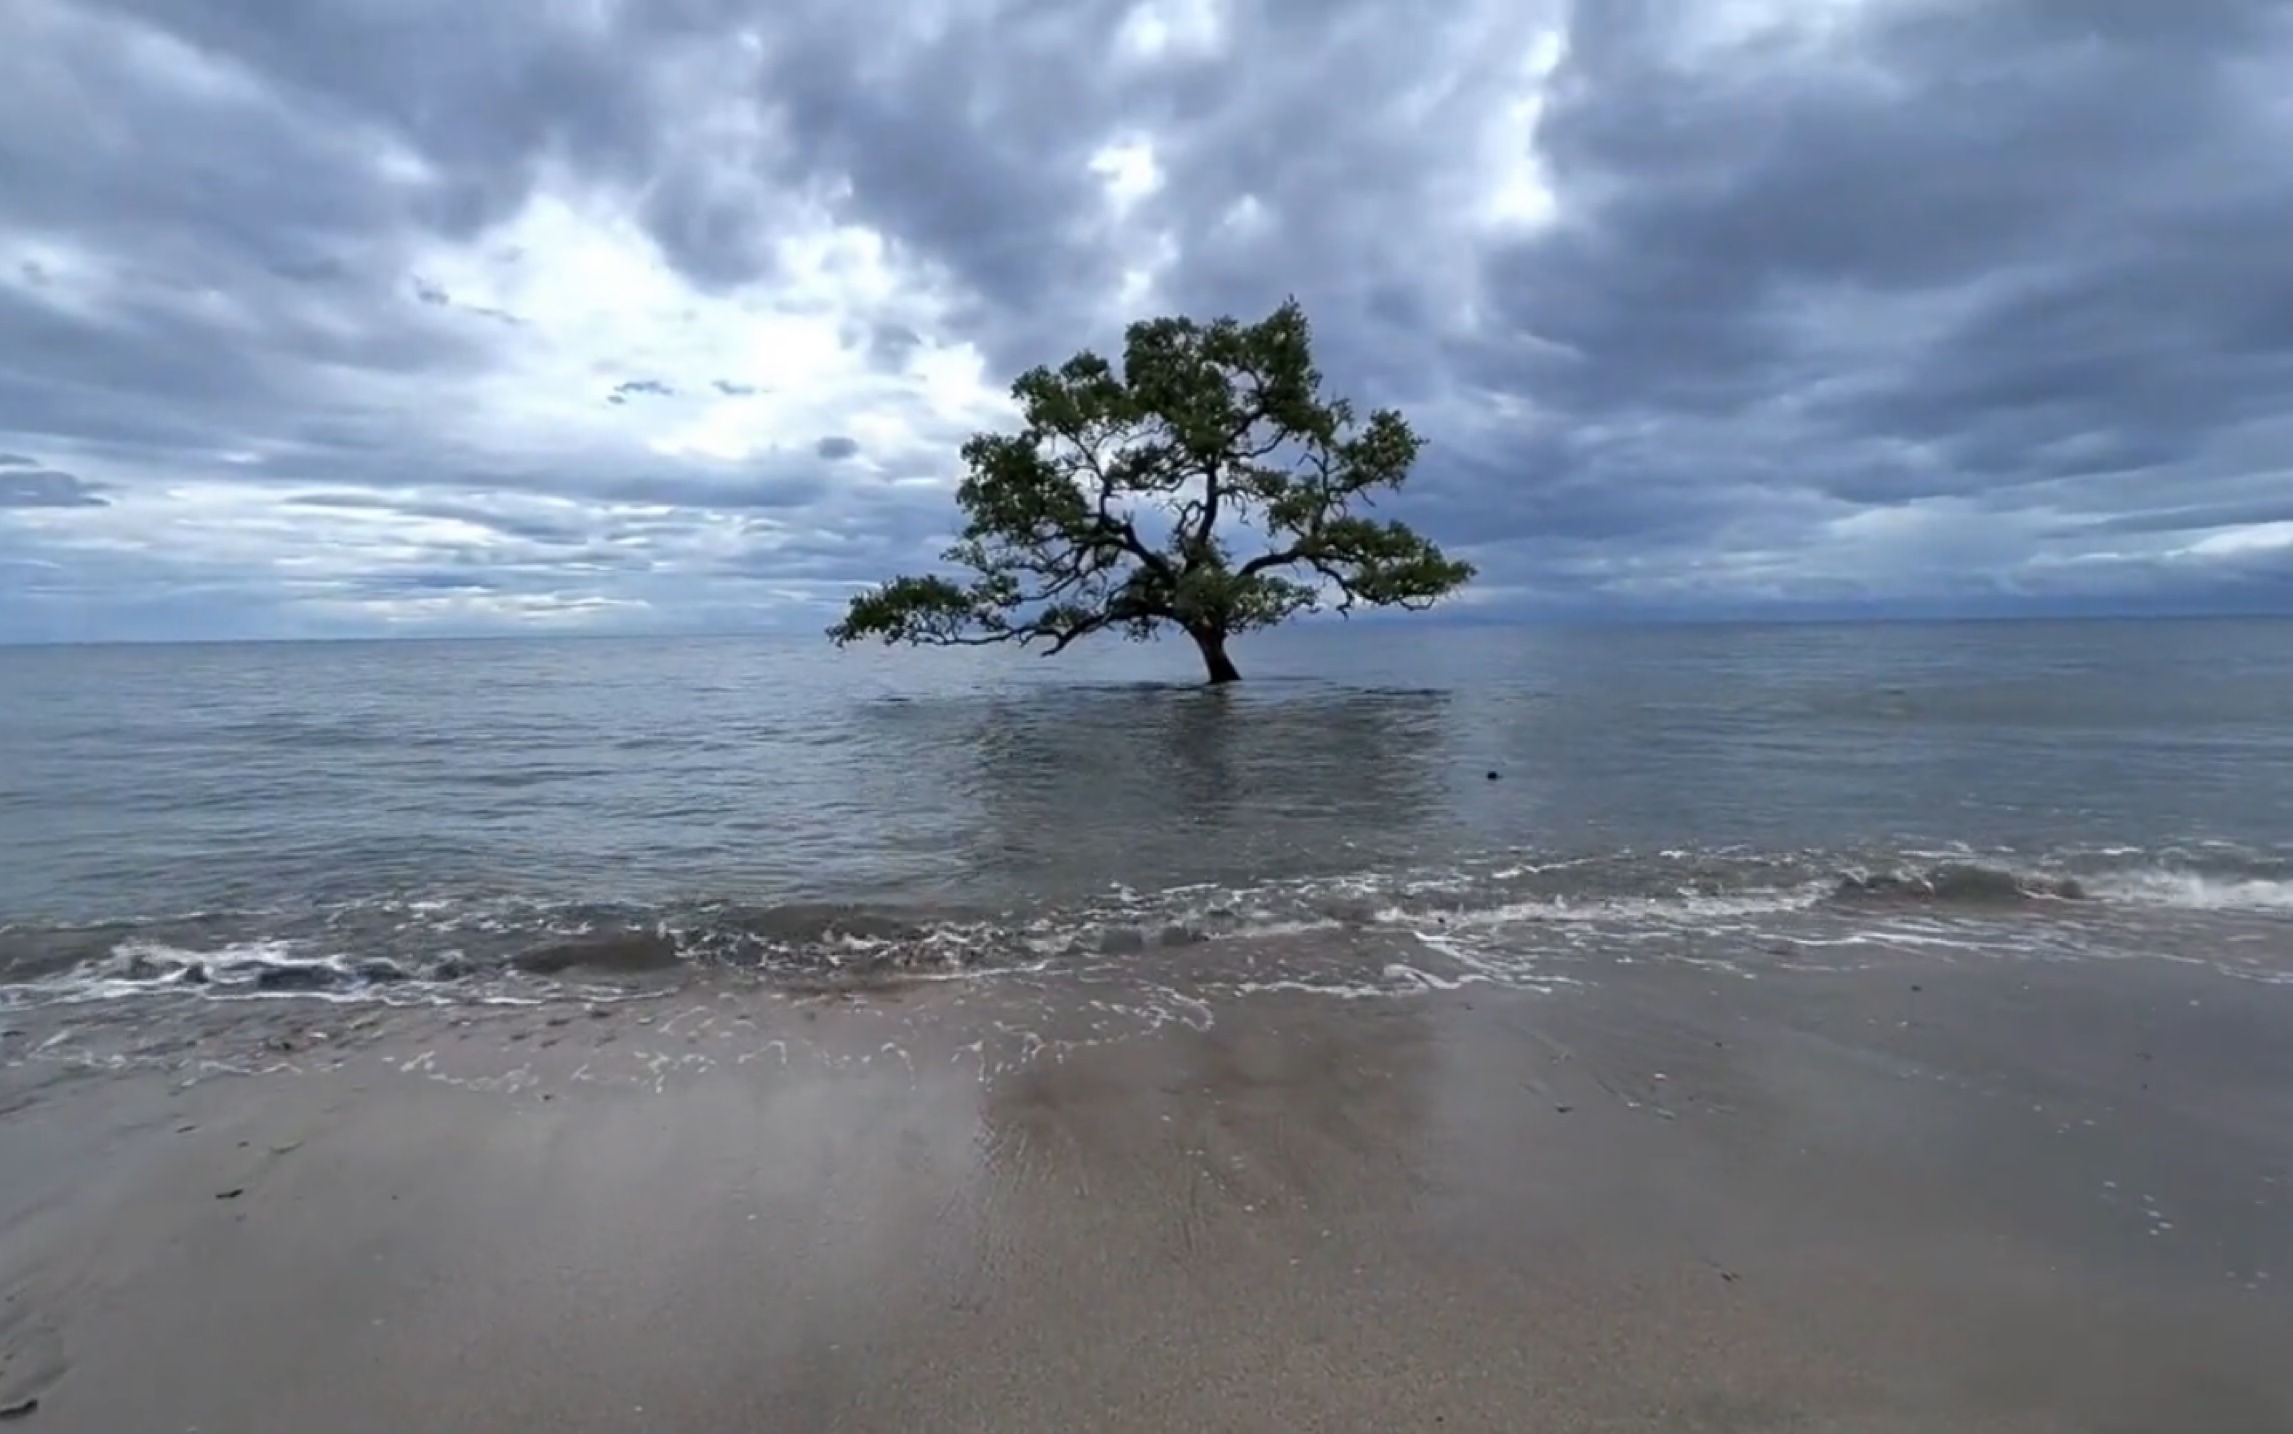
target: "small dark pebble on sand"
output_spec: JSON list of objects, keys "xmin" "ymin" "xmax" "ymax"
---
[
  {"xmin": 215, "ymin": 1188, "xmax": 243, "ymax": 1200},
  {"xmin": 0, "ymin": 1397, "xmax": 38, "ymax": 1420}
]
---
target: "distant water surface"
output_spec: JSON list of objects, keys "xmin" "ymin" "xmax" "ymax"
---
[{"xmin": 2, "ymin": 619, "xmax": 2289, "ymax": 1003}]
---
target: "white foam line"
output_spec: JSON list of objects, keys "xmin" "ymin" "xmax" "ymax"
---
[
  {"xmin": 2091, "ymin": 872, "xmax": 2293, "ymax": 912},
  {"xmin": 1224, "ymin": 979, "xmax": 1416, "ymax": 1001}
]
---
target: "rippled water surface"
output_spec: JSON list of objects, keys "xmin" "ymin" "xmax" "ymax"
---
[{"xmin": 3, "ymin": 618, "xmax": 2290, "ymax": 1003}]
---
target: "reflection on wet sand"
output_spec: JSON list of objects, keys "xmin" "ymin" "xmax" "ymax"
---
[{"xmin": 3, "ymin": 938, "xmax": 2292, "ymax": 1432}]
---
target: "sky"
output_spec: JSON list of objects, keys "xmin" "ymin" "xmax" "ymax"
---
[{"xmin": 3, "ymin": 0, "xmax": 2292, "ymax": 643}]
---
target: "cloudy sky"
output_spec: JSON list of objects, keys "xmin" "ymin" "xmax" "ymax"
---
[{"xmin": 4, "ymin": 0, "xmax": 2291, "ymax": 642}]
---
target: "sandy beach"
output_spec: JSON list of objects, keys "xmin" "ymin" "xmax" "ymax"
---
[{"xmin": 3, "ymin": 944, "xmax": 2290, "ymax": 1433}]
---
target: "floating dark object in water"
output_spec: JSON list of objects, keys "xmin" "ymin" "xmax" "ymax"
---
[
  {"xmin": 352, "ymin": 960, "xmax": 412, "ymax": 985},
  {"xmin": 215, "ymin": 1188, "xmax": 243, "ymax": 1200},
  {"xmin": 1485, "ymin": 770, "xmax": 1500, "ymax": 780},
  {"xmin": 0, "ymin": 1397, "xmax": 38, "ymax": 1420},
  {"xmin": 513, "ymin": 932, "xmax": 681, "ymax": 975},
  {"xmin": 254, "ymin": 965, "xmax": 339, "ymax": 992}
]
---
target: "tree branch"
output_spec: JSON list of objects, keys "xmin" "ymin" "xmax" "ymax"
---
[
  {"xmin": 831, "ymin": 298, "xmax": 1471, "ymax": 681},
  {"xmin": 1044, "ymin": 411, "xmax": 1174, "ymax": 580}
]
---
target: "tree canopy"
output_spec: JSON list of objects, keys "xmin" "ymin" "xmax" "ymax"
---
[{"xmin": 826, "ymin": 299, "xmax": 1474, "ymax": 683}]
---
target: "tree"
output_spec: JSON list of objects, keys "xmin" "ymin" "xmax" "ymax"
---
[{"xmin": 826, "ymin": 299, "xmax": 1475, "ymax": 684}]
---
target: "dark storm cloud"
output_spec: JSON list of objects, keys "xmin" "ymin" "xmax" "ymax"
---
[
  {"xmin": 724, "ymin": 0, "xmax": 1557, "ymax": 386},
  {"xmin": 0, "ymin": 4, "xmax": 517, "ymax": 464},
  {"xmin": 1449, "ymin": 0, "xmax": 2293, "ymax": 584},
  {"xmin": 0, "ymin": 468, "xmax": 109, "ymax": 508},
  {"xmin": 4, "ymin": 0, "xmax": 2291, "ymax": 640}
]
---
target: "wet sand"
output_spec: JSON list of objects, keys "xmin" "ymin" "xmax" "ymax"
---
[{"xmin": 3, "ymin": 947, "xmax": 2291, "ymax": 1433}]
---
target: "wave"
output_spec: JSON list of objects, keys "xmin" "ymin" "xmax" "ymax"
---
[
  {"xmin": 1829, "ymin": 863, "xmax": 2090, "ymax": 905},
  {"xmin": 21, "ymin": 939, "xmax": 426, "ymax": 1005},
  {"xmin": 2078, "ymin": 869, "xmax": 2293, "ymax": 912},
  {"xmin": 3, "ymin": 845, "xmax": 2288, "ymax": 1008}
]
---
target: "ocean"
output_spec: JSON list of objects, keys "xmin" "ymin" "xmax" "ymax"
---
[{"xmin": 3, "ymin": 617, "xmax": 2290, "ymax": 1008}]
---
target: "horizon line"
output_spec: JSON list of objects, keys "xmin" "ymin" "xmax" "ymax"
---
[{"xmin": 4, "ymin": 606, "xmax": 2290, "ymax": 652}]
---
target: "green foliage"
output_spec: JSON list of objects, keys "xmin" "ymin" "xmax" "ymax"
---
[{"xmin": 827, "ymin": 299, "xmax": 1475, "ymax": 681}]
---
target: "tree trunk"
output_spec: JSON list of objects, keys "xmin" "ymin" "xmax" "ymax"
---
[{"xmin": 1190, "ymin": 627, "xmax": 1241, "ymax": 685}]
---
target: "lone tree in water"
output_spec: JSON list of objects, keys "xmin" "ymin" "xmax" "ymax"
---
[{"xmin": 826, "ymin": 300, "xmax": 1474, "ymax": 684}]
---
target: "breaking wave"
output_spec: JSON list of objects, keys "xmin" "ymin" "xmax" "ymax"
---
[{"xmin": 3, "ymin": 843, "xmax": 2288, "ymax": 1009}]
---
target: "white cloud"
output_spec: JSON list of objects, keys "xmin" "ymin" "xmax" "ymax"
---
[
  {"xmin": 1114, "ymin": 0, "xmax": 1229, "ymax": 65},
  {"xmin": 405, "ymin": 183, "xmax": 1009, "ymax": 467},
  {"xmin": 2181, "ymin": 521, "xmax": 2293, "ymax": 559}
]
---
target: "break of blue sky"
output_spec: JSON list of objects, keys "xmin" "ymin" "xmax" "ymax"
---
[{"xmin": 3, "ymin": 0, "xmax": 2291, "ymax": 642}]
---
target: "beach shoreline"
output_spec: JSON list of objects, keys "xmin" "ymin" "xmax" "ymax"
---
[{"xmin": 4, "ymin": 945, "xmax": 2290, "ymax": 1432}]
